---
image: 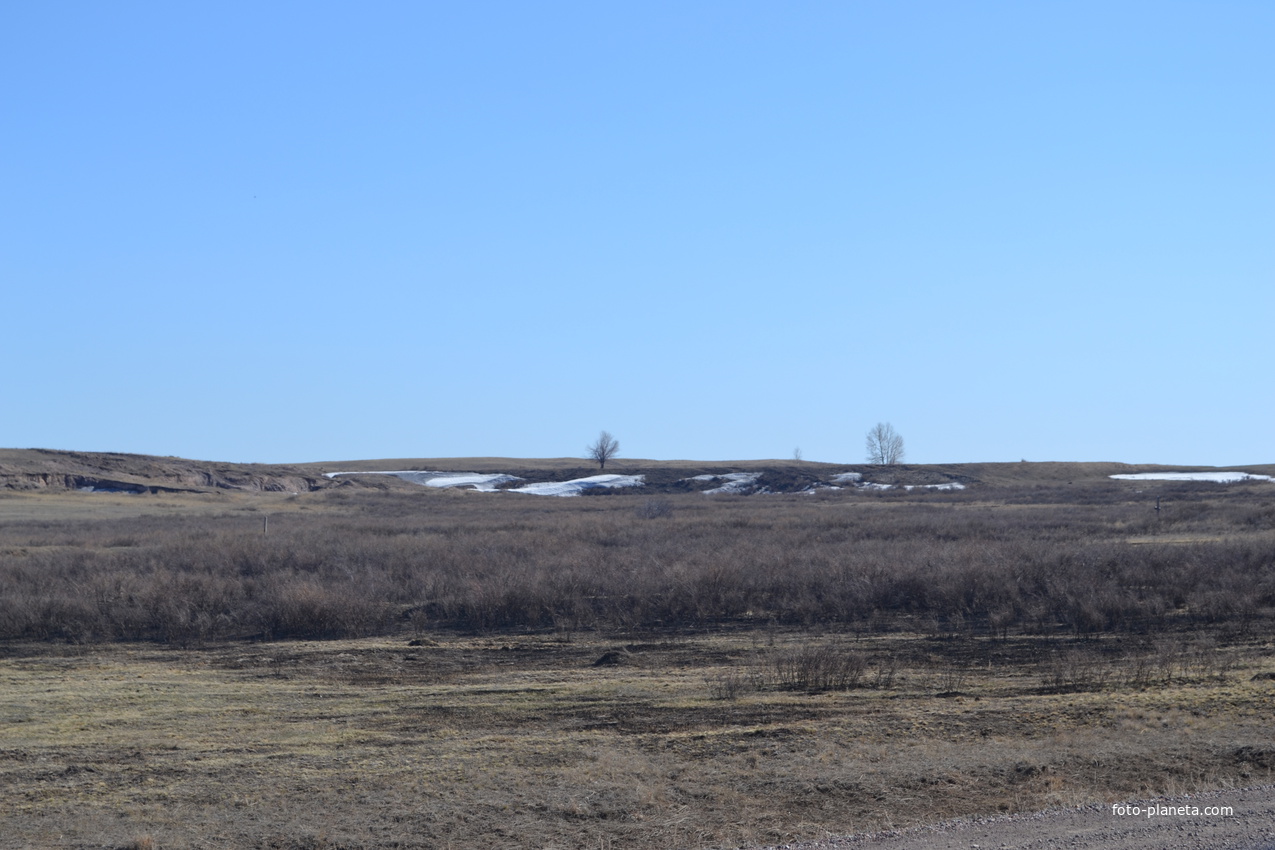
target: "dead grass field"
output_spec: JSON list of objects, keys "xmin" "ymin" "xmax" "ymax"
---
[
  {"xmin": 1, "ymin": 458, "xmax": 1274, "ymax": 849},
  {"xmin": 2, "ymin": 630, "xmax": 1273, "ymax": 850}
]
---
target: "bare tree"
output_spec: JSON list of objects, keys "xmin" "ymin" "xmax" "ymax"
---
[
  {"xmin": 587, "ymin": 430, "xmax": 620, "ymax": 470},
  {"xmin": 865, "ymin": 422, "xmax": 905, "ymax": 465}
]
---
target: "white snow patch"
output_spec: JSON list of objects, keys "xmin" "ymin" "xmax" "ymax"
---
[
  {"xmin": 1110, "ymin": 472, "xmax": 1273, "ymax": 483},
  {"xmin": 904, "ymin": 482, "xmax": 967, "ymax": 491},
  {"xmin": 325, "ymin": 469, "xmax": 645, "ymax": 496},
  {"xmin": 512, "ymin": 474, "xmax": 645, "ymax": 497},
  {"xmin": 687, "ymin": 472, "xmax": 763, "ymax": 494},
  {"xmin": 422, "ymin": 473, "xmax": 522, "ymax": 491},
  {"xmin": 831, "ymin": 472, "xmax": 862, "ymax": 484},
  {"xmin": 325, "ymin": 470, "xmax": 521, "ymax": 491}
]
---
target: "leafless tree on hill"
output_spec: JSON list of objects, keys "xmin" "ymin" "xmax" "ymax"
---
[
  {"xmin": 587, "ymin": 430, "xmax": 620, "ymax": 470},
  {"xmin": 866, "ymin": 422, "xmax": 905, "ymax": 465}
]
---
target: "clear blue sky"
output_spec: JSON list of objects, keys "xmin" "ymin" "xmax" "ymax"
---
[{"xmin": 4, "ymin": 2, "xmax": 1271, "ymax": 466}]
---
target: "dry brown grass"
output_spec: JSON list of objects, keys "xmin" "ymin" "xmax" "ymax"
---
[{"xmin": 1, "ymin": 630, "xmax": 1273, "ymax": 849}]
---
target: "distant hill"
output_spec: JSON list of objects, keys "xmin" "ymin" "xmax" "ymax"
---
[{"xmin": 1, "ymin": 448, "xmax": 1271, "ymax": 496}]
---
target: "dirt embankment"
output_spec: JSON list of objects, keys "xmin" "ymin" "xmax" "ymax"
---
[{"xmin": 0, "ymin": 449, "xmax": 330, "ymax": 494}]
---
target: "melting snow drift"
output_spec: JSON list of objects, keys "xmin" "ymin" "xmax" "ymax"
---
[
  {"xmin": 325, "ymin": 471, "xmax": 521, "ymax": 491},
  {"xmin": 828, "ymin": 472, "xmax": 963, "ymax": 491},
  {"xmin": 688, "ymin": 472, "xmax": 764, "ymax": 494},
  {"xmin": 328, "ymin": 471, "xmax": 642, "ymax": 499},
  {"xmin": 512, "ymin": 475, "xmax": 645, "ymax": 497},
  {"xmin": 326, "ymin": 470, "xmax": 644, "ymax": 496},
  {"xmin": 1110, "ymin": 472, "xmax": 1273, "ymax": 483}
]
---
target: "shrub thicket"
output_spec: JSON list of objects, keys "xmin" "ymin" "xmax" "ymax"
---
[{"xmin": 0, "ymin": 483, "xmax": 1272, "ymax": 644}]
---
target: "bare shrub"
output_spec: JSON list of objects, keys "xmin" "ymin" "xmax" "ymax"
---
[
  {"xmin": 1153, "ymin": 638, "xmax": 1184, "ymax": 682},
  {"xmin": 1120, "ymin": 651, "xmax": 1157, "ymax": 688},
  {"xmin": 771, "ymin": 643, "xmax": 868, "ymax": 692},
  {"xmin": 870, "ymin": 653, "xmax": 899, "ymax": 689},
  {"xmin": 988, "ymin": 606, "xmax": 1017, "ymax": 640},
  {"xmin": 935, "ymin": 661, "xmax": 971, "ymax": 693},
  {"xmin": 1041, "ymin": 647, "xmax": 1109, "ymax": 692},
  {"xmin": 255, "ymin": 578, "xmax": 393, "ymax": 640},
  {"xmin": 708, "ymin": 666, "xmax": 755, "ymax": 700},
  {"xmin": 1186, "ymin": 636, "xmax": 1239, "ymax": 680}
]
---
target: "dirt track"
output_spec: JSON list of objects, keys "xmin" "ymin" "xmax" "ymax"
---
[{"xmin": 760, "ymin": 785, "xmax": 1275, "ymax": 850}]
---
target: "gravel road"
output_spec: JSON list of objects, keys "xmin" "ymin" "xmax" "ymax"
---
[{"xmin": 755, "ymin": 785, "xmax": 1275, "ymax": 850}]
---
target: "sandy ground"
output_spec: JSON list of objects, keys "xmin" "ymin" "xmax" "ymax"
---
[{"xmin": 758, "ymin": 785, "xmax": 1275, "ymax": 850}]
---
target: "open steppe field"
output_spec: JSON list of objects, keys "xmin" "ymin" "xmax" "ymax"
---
[{"xmin": 2, "ymin": 457, "xmax": 1274, "ymax": 849}]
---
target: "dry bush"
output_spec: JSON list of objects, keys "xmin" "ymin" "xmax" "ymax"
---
[
  {"xmin": 870, "ymin": 653, "xmax": 900, "ymax": 688},
  {"xmin": 769, "ymin": 643, "xmax": 869, "ymax": 692},
  {"xmin": 935, "ymin": 660, "xmax": 972, "ymax": 693},
  {"xmin": 1040, "ymin": 647, "xmax": 1110, "ymax": 692},
  {"xmin": 708, "ymin": 665, "xmax": 760, "ymax": 700}
]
